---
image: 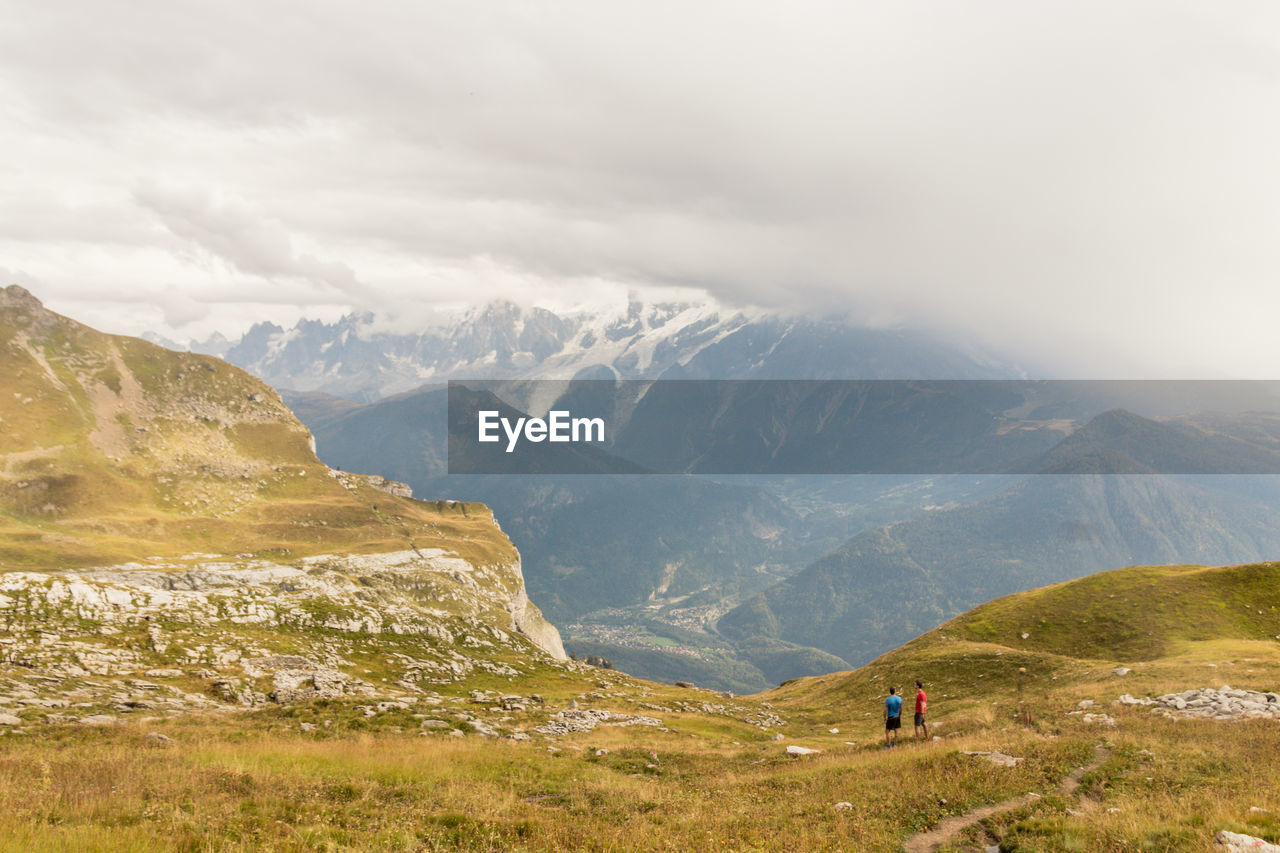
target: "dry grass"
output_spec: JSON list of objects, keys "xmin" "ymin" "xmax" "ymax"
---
[
  {"xmin": 0, "ymin": 713, "xmax": 1092, "ymax": 853},
  {"xmin": 2, "ymin": 614, "xmax": 1280, "ymax": 851},
  {"xmin": 1, "ymin": 299, "xmax": 519, "ymax": 571},
  {"xmin": 947, "ymin": 711, "xmax": 1280, "ymax": 852}
]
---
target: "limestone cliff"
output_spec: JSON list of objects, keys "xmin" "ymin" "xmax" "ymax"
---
[{"xmin": 0, "ymin": 286, "xmax": 566, "ymax": 715}]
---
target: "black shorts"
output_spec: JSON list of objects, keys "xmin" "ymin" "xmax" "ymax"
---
[
  {"xmin": 915, "ymin": 713, "xmax": 926, "ymax": 726},
  {"xmin": 886, "ymin": 715, "xmax": 901, "ymax": 730}
]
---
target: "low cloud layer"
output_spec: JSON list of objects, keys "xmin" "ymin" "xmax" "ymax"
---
[
  {"xmin": 134, "ymin": 184, "xmax": 368, "ymax": 302},
  {"xmin": 3, "ymin": 1, "xmax": 1279, "ymax": 377}
]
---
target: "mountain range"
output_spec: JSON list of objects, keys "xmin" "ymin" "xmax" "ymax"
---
[
  {"xmin": 148, "ymin": 298, "xmax": 1280, "ymax": 692},
  {"xmin": 213, "ymin": 299, "xmax": 1009, "ymax": 402}
]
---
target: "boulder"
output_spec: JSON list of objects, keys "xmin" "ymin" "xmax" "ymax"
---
[
  {"xmin": 467, "ymin": 719, "xmax": 500, "ymax": 738},
  {"xmin": 963, "ymin": 751, "xmax": 1023, "ymax": 767},
  {"xmin": 269, "ymin": 666, "xmax": 350, "ymax": 703},
  {"xmin": 1215, "ymin": 830, "xmax": 1280, "ymax": 852}
]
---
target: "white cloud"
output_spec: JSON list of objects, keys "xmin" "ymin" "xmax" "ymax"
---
[
  {"xmin": 1, "ymin": 1, "xmax": 1278, "ymax": 377},
  {"xmin": 133, "ymin": 183, "xmax": 367, "ymax": 301},
  {"xmin": 156, "ymin": 283, "xmax": 210, "ymax": 328}
]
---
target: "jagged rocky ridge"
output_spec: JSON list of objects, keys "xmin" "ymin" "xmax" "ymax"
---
[{"xmin": 211, "ymin": 298, "xmax": 1007, "ymax": 401}]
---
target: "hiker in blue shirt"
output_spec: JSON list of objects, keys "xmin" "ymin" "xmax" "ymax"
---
[{"xmin": 884, "ymin": 686, "xmax": 903, "ymax": 748}]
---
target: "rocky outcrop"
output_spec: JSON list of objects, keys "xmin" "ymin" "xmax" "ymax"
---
[
  {"xmin": 0, "ymin": 289, "xmax": 570, "ymax": 724},
  {"xmin": 963, "ymin": 750, "xmax": 1023, "ymax": 767},
  {"xmin": 0, "ymin": 546, "xmax": 567, "ymax": 714},
  {"xmin": 249, "ymin": 657, "xmax": 368, "ymax": 703},
  {"xmin": 328, "ymin": 470, "xmax": 413, "ymax": 498},
  {"xmin": 0, "ymin": 549, "xmax": 562, "ymax": 654},
  {"xmin": 506, "ymin": 581, "xmax": 567, "ymax": 660},
  {"xmin": 534, "ymin": 707, "xmax": 663, "ymax": 736},
  {"xmin": 1119, "ymin": 687, "xmax": 1280, "ymax": 720}
]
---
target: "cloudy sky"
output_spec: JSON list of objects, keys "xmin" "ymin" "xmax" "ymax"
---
[{"xmin": 3, "ymin": 1, "xmax": 1279, "ymax": 376}]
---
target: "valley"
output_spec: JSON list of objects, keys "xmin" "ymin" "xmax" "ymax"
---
[{"xmin": 239, "ymin": 307, "xmax": 1280, "ymax": 691}]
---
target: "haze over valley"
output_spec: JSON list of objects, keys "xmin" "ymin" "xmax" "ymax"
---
[{"xmin": 139, "ymin": 297, "xmax": 1280, "ymax": 693}]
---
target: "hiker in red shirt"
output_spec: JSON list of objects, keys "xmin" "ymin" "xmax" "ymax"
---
[{"xmin": 914, "ymin": 679, "xmax": 930, "ymax": 741}]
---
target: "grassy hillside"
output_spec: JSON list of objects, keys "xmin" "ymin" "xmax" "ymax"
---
[
  {"xmin": 7, "ymin": 559, "xmax": 1280, "ymax": 850},
  {"xmin": 0, "ymin": 284, "xmax": 567, "ymax": 728},
  {"xmin": 0, "ymin": 285, "xmax": 511, "ymax": 571},
  {"xmin": 947, "ymin": 561, "xmax": 1280, "ymax": 662},
  {"xmin": 720, "ymin": 472, "xmax": 1280, "ymax": 669},
  {"xmin": 756, "ymin": 561, "xmax": 1280, "ymax": 850},
  {"xmin": 771, "ymin": 560, "xmax": 1280, "ymax": 710}
]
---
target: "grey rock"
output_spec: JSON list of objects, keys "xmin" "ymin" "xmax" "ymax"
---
[
  {"xmin": 269, "ymin": 667, "xmax": 352, "ymax": 704},
  {"xmin": 467, "ymin": 719, "xmax": 500, "ymax": 738},
  {"xmin": 1216, "ymin": 830, "xmax": 1280, "ymax": 852},
  {"xmin": 963, "ymin": 751, "xmax": 1023, "ymax": 767},
  {"xmin": 534, "ymin": 708, "xmax": 661, "ymax": 736},
  {"xmin": 1147, "ymin": 688, "xmax": 1280, "ymax": 721}
]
